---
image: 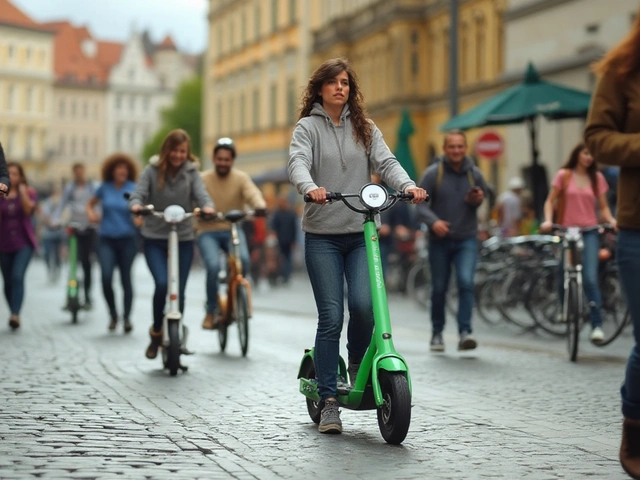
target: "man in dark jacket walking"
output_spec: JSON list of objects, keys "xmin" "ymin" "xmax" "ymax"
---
[
  {"xmin": 269, "ymin": 194, "xmax": 299, "ymax": 284},
  {"xmin": 0, "ymin": 142, "xmax": 10, "ymax": 194},
  {"xmin": 417, "ymin": 130, "xmax": 487, "ymax": 352}
]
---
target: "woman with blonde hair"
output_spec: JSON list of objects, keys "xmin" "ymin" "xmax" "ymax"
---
[
  {"xmin": 86, "ymin": 153, "xmax": 139, "ymax": 333},
  {"xmin": 128, "ymin": 129, "xmax": 214, "ymax": 359},
  {"xmin": 584, "ymin": 9, "xmax": 640, "ymax": 478},
  {"xmin": 289, "ymin": 58, "xmax": 426, "ymax": 434}
]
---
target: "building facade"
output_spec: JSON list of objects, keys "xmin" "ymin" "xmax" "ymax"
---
[
  {"xmin": 501, "ymin": 0, "xmax": 637, "ymax": 190},
  {"xmin": 203, "ymin": 0, "xmax": 320, "ymax": 178},
  {"xmin": 0, "ymin": 0, "xmax": 55, "ymax": 184}
]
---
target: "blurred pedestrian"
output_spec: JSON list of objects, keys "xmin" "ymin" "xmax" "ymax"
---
[
  {"xmin": 539, "ymin": 142, "xmax": 616, "ymax": 344},
  {"xmin": 0, "ymin": 142, "xmax": 9, "ymax": 194},
  {"xmin": 86, "ymin": 154, "xmax": 139, "ymax": 333},
  {"xmin": 128, "ymin": 129, "xmax": 214, "ymax": 360},
  {"xmin": 196, "ymin": 137, "xmax": 266, "ymax": 330},
  {"xmin": 52, "ymin": 163, "xmax": 98, "ymax": 309},
  {"xmin": 495, "ymin": 176, "xmax": 524, "ymax": 237},
  {"xmin": 0, "ymin": 162, "xmax": 37, "ymax": 329},
  {"xmin": 584, "ymin": 11, "xmax": 640, "ymax": 477},
  {"xmin": 417, "ymin": 130, "xmax": 488, "ymax": 352},
  {"xmin": 269, "ymin": 194, "xmax": 298, "ymax": 284},
  {"xmin": 289, "ymin": 57, "xmax": 426, "ymax": 434},
  {"xmin": 38, "ymin": 187, "xmax": 65, "ymax": 282}
]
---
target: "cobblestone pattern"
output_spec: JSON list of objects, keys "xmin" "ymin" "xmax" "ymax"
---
[{"xmin": 0, "ymin": 260, "xmax": 632, "ymax": 479}]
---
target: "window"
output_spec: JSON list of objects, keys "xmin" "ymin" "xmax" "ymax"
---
[
  {"xmin": 25, "ymin": 47, "xmax": 31, "ymax": 61},
  {"xmin": 59, "ymin": 136, "xmax": 66, "ymax": 154},
  {"xmin": 93, "ymin": 137, "xmax": 98, "ymax": 155},
  {"xmin": 7, "ymin": 85, "xmax": 15, "ymax": 111},
  {"xmin": 460, "ymin": 22, "xmax": 468, "ymax": 84},
  {"xmin": 253, "ymin": 88, "xmax": 260, "ymax": 130},
  {"xmin": 255, "ymin": 4, "xmax": 261, "ymax": 39},
  {"xmin": 71, "ymin": 100, "xmax": 77, "ymax": 117},
  {"xmin": 129, "ymin": 129, "xmax": 135, "ymax": 148},
  {"xmin": 93, "ymin": 103, "xmax": 99, "ymax": 119},
  {"xmin": 286, "ymin": 79, "xmax": 296, "ymax": 124},
  {"xmin": 229, "ymin": 97, "xmax": 235, "ymax": 133},
  {"xmin": 240, "ymin": 93, "xmax": 245, "ymax": 132},
  {"xmin": 130, "ymin": 96, "xmax": 135, "ymax": 112},
  {"xmin": 25, "ymin": 131, "xmax": 34, "ymax": 159},
  {"xmin": 217, "ymin": 22, "xmax": 223, "ymax": 55},
  {"xmin": 58, "ymin": 99, "xmax": 65, "ymax": 117},
  {"xmin": 142, "ymin": 96, "xmax": 150, "ymax": 112},
  {"xmin": 82, "ymin": 101, "xmax": 88, "ymax": 118},
  {"xmin": 26, "ymin": 87, "xmax": 34, "ymax": 112},
  {"xmin": 475, "ymin": 18, "xmax": 486, "ymax": 81},
  {"xmin": 115, "ymin": 95, "xmax": 122, "ymax": 110},
  {"xmin": 217, "ymin": 99, "xmax": 222, "ymax": 133},
  {"xmin": 271, "ymin": 0, "xmax": 278, "ymax": 31},
  {"xmin": 270, "ymin": 83, "xmax": 277, "ymax": 126},
  {"xmin": 411, "ymin": 52, "xmax": 419, "ymax": 77},
  {"xmin": 83, "ymin": 136, "xmax": 88, "ymax": 154},
  {"xmin": 70, "ymin": 136, "xmax": 76, "ymax": 155},
  {"xmin": 289, "ymin": 0, "xmax": 296, "ymax": 24},
  {"xmin": 230, "ymin": 18, "xmax": 235, "ymax": 50},
  {"xmin": 241, "ymin": 10, "xmax": 246, "ymax": 45},
  {"xmin": 128, "ymin": 69, "xmax": 135, "ymax": 81},
  {"xmin": 116, "ymin": 128, "xmax": 122, "ymax": 149},
  {"xmin": 8, "ymin": 45, "xmax": 14, "ymax": 59}
]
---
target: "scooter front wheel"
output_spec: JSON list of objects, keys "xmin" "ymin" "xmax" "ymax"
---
[
  {"xmin": 299, "ymin": 360, "xmax": 322, "ymax": 424},
  {"xmin": 377, "ymin": 371, "xmax": 411, "ymax": 445},
  {"xmin": 167, "ymin": 321, "xmax": 180, "ymax": 376}
]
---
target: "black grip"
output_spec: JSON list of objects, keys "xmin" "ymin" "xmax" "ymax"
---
[
  {"xmin": 304, "ymin": 192, "xmax": 341, "ymax": 202},
  {"xmin": 254, "ymin": 208, "xmax": 268, "ymax": 217}
]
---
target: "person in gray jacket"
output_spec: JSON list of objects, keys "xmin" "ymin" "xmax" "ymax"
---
[
  {"xmin": 417, "ymin": 130, "xmax": 487, "ymax": 353},
  {"xmin": 129, "ymin": 129, "xmax": 215, "ymax": 360},
  {"xmin": 289, "ymin": 57, "xmax": 427, "ymax": 435}
]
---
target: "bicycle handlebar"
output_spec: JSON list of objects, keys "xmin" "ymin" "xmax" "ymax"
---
[{"xmin": 549, "ymin": 223, "xmax": 615, "ymax": 234}]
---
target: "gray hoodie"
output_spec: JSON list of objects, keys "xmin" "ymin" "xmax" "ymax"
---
[
  {"xmin": 417, "ymin": 155, "xmax": 487, "ymax": 241},
  {"xmin": 288, "ymin": 103, "xmax": 416, "ymax": 235},
  {"xmin": 128, "ymin": 157, "xmax": 214, "ymax": 241}
]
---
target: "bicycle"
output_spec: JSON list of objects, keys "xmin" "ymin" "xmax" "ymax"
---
[
  {"xmin": 208, "ymin": 209, "xmax": 266, "ymax": 357},
  {"xmin": 135, "ymin": 203, "xmax": 211, "ymax": 376},
  {"xmin": 550, "ymin": 224, "xmax": 621, "ymax": 361},
  {"xmin": 298, "ymin": 184, "xmax": 426, "ymax": 444}
]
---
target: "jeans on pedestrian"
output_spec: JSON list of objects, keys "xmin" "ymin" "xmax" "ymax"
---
[
  {"xmin": 197, "ymin": 229, "xmax": 250, "ymax": 314},
  {"xmin": 617, "ymin": 229, "xmax": 640, "ymax": 420},
  {"xmin": 305, "ymin": 232, "xmax": 373, "ymax": 401},
  {"xmin": 278, "ymin": 242, "xmax": 293, "ymax": 282},
  {"xmin": 42, "ymin": 235, "xmax": 63, "ymax": 274},
  {"xmin": 98, "ymin": 236, "xmax": 138, "ymax": 320},
  {"xmin": 76, "ymin": 229, "xmax": 96, "ymax": 303},
  {"xmin": 558, "ymin": 230, "xmax": 602, "ymax": 328},
  {"xmin": 143, "ymin": 238, "xmax": 194, "ymax": 332},
  {"xmin": 429, "ymin": 236, "xmax": 477, "ymax": 335},
  {"xmin": 0, "ymin": 246, "xmax": 34, "ymax": 315}
]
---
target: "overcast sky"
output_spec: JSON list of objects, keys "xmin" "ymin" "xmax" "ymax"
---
[{"xmin": 12, "ymin": 0, "xmax": 209, "ymax": 54}]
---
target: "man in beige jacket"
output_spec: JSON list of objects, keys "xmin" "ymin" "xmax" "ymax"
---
[{"xmin": 197, "ymin": 138, "xmax": 267, "ymax": 329}]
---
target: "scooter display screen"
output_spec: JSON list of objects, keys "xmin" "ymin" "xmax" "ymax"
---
[{"xmin": 359, "ymin": 183, "xmax": 387, "ymax": 209}]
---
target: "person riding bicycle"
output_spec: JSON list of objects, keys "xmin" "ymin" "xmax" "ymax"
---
[
  {"xmin": 196, "ymin": 137, "xmax": 266, "ymax": 330},
  {"xmin": 288, "ymin": 57, "xmax": 426, "ymax": 434},
  {"xmin": 0, "ymin": 142, "xmax": 10, "ymax": 195},
  {"xmin": 52, "ymin": 162, "xmax": 98, "ymax": 310},
  {"xmin": 128, "ymin": 129, "xmax": 215, "ymax": 360},
  {"xmin": 540, "ymin": 142, "xmax": 616, "ymax": 345}
]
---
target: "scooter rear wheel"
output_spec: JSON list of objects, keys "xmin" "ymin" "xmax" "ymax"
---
[
  {"xmin": 377, "ymin": 371, "xmax": 411, "ymax": 445},
  {"xmin": 167, "ymin": 321, "xmax": 180, "ymax": 376},
  {"xmin": 300, "ymin": 360, "xmax": 322, "ymax": 424}
]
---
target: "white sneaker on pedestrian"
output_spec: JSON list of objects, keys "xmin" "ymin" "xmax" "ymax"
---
[{"xmin": 590, "ymin": 326, "xmax": 605, "ymax": 345}]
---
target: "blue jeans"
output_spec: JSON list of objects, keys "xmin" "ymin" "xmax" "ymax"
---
[
  {"xmin": 558, "ymin": 230, "xmax": 602, "ymax": 328},
  {"xmin": 429, "ymin": 236, "xmax": 477, "ymax": 335},
  {"xmin": 98, "ymin": 236, "xmax": 138, "ymax": 320},
  {"xmin": 197, "ymin": 229, "xmax": 250, "ymax": 314},
  {"xmin": 305, "ymin": 233, "xmax": 374, "ymax": 401},
  {"xmin": 0, "ymin": 246, "xmax": 34, "ymax": 315},
  {"xmin": 42, "ymin": 233, "xmax": 63, "ymax": 274},
  {"xmin": 278, "ymin": 243, "xmax": 294, "ymax": 282},
  {"xmin": 143, "ymin": 238, "xmax": 194, "ymax": 331},
  {"xmin": 618, "ymin": 229, "xmax": 640, "ymax": 420}
]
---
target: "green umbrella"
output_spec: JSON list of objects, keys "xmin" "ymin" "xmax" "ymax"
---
[
  {"xmin": 394, "ymin": 108, "xmax": 418, "ymax": 182},
  {"xmin": 439, "ymin": 62, "xmax": 592, "ymax": 217}
]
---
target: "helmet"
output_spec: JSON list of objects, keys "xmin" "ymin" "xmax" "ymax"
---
[{"xmin": 214, "ymin": 137, "xmax": 236, "ymax": 158}]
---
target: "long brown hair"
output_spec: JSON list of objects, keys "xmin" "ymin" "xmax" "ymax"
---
[
  {"xmin": 561, "ymin": 142, "xmax": 598, "ymax": 196},
  {"xmin": 157, "ymin": 129, "xmax": 195, "ymax": 189},
  {"xmin": 7, "ymin": 161, "xmax": 28, "ymax": 189},
  {"xmin": 101, "ymin": 153, "xmax": 138, "ymax": 182},
  {"xmin": 593, "ymin": 9, "xmax": 640, "ymax": 80},
  {"xmin": 299, "ymin": 58, "xmax": 372, "ymax": 152}
]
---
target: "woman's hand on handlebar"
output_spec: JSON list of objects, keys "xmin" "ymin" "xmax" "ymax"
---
[
  {"xmin": 306, "ymin": 187, "xmax": 328, "ymax": 205},
  {"xmin": 201, "ymin": 206, "xmax": 215, "ymax": 216},
  {"xmin": 539, "ymin": 221, "xmax": 553, "ymax": 233},
  {"xmin": 130, "ymin": 204, "xmax": 143, "ymax": 214},
  {"xmin": 404, "ymin": 186, "xmax": 427, "ymax": 204}
]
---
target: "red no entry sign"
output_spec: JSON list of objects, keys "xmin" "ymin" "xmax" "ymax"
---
[{"xmin": 475, "ymin": 131, "xmax": 504, "ymax": 159}]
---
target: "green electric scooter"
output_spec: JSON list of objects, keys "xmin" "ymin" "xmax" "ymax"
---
[{"xmin": 297, "ymin": 183, "xmax": 427, "ymax": 444}]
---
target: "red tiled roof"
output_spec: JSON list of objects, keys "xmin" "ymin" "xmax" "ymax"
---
[
  {"xmin": 158, "ymin": 34, "xmax": 176, "ymax": 50},
  {"xmin": 0, "ymin": 0, "xmax": 54, "ymax": 32}
]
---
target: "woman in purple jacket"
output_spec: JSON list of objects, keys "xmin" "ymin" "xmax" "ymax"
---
[{"xmin": 0, "ymin": 162, "xmax": 37, "ymax": 329}]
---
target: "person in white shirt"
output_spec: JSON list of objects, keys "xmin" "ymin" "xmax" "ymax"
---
[{"xmin": 496, "ymin": 177, "xmax": 524, "ymax": 237}]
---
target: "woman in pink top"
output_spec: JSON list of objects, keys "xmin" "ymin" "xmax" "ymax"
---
[{"xmin": 541, "ymin": 142, "xmax": 616, "ymax": 344}]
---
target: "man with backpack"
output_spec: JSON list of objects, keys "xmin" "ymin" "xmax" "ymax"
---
[{"xmin": 417, "ymin": 130, "xmax": 488, "ymax": 352}]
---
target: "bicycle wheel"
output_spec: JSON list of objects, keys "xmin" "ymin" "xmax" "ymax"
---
[
  {"xmin": 597, "ymin": 269, "xmax": 628, "ymax": 347},
  {"xmin": 475, "ymin": 277, "xmax": 504, "ymax": 326},
  {"xmin": 167, "ymin": 321, "xmax": 180, "ymax": 376},
  {"xmin": 526, "ymin": 267, "xmax": 564, "ymax": 337},
  {"xmin": 566, "ymin": 280, "xmax": 581, "ymax": 362},
  {"xmin": 236, "ymin": 285, "xmax": 250, "ymax": 357},
  {"xmin": 497, "ymin": 270, "xmax": 537, "ymax": 330},
  {"xmin": 406, "ymin": 260, "xmax": 430, "ymax": 310}
]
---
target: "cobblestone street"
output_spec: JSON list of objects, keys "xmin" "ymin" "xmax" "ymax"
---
[{"xmin": 0, "ymin": 259, "xmax": 634, "ymax": 479}]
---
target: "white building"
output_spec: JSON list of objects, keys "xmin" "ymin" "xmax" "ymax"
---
[{"xmin": 502, "ymin": 0, "xmax": 636, "ymax": 191}]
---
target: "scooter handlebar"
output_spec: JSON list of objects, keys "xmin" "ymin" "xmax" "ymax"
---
[{"xmin": 303, "ymin": 192, "xmax": 342, "ymax": 203}]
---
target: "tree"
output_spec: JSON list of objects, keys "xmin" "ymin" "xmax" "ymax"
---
[{"xmin": 142, "ymin": 76, "xmax": 202, "ymax": 164}]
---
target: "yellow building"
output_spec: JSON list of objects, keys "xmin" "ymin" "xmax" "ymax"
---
[
  {"xmin": 0, "ymin": 0, "xmax": 55, "ymax": 184},
  {"xmin": 313, "ymin": 0, "xmax": 508, "ymax": 182},
  {"xmin": 203, "ymin": 0, "xmax": 321, "ymax": 189},
  {"xmin": 203, "ymin": 0, "xmax": 508, "ymax": 192}
]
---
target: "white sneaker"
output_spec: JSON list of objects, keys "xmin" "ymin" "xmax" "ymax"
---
[{"xmin": 590, "ymin": 326, "xmax": 605, "ymax": 344}]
